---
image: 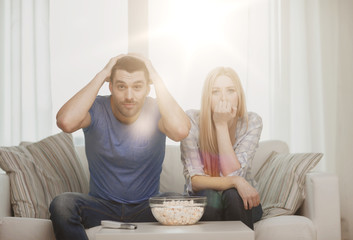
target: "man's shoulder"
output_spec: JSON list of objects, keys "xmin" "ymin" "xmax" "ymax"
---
[
  {"xmin": 95, "ymin": 95, "xmax": 110, "ymax": 104},
  {"xmin": 89, "ymin": 95, "xmax": 111, "ymax": 116}
]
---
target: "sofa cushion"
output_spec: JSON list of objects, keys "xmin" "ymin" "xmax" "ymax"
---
[
  {"xmin": 251, "ymin": 140, "xmax": 289, "ymax": 178},
  {"xmin": 254, "ymin": 215, "xmax": 316, "ymax": 240},
  {"xmin": 160, "ymin": 145, "xmax": 184, "ymax": 193},
  {"xmin": 0, "ymin": 132, "xmax": 89, "ymax": 219},
  {"xmin": 254, "ymin": 151, "xmax": 322, "ymax": 219},
  {"xmin": 0, "ymin": 217, "xmax": 99, "ymax": 240},
  {"xmin": 0, "ymin": 217, "xmax": 55, "ymax": 240}
]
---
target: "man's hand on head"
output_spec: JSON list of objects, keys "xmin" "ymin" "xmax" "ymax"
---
[
  {"xmin": 102, "ymin": 54, "xmax": 126, "ymax": 82},
  {"xmin": 126, "ymin": 53, "xmax": 162, "ymax": 85}
]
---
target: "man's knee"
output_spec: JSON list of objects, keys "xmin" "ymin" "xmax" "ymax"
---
[{"xmin": 49, "ymin": 192, "xmax": 82, "ymax": 217}]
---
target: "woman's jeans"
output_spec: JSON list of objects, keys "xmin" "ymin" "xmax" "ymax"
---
[
  {"xmin": 192, "ymin": 188, "xmax": 263, "ymax": 229},
  {"xmin": 49, "ymin": 192, "xmax": 156, "ymax": 240}
]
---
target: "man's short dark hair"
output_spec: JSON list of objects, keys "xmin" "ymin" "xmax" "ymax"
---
[{"xmin": 110, "ymin": 56, "xmax": 150, "ymax": 84}]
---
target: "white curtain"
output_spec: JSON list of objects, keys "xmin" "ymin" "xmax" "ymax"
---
[
  {"xmin": 0, "ymin": 0, "xmax": 52, "ymax": 146},
  {"xmin": 148, "ymin": 0, "xmax": 272, "ymax": 145},
  {"xmin": 270, "ymin": 0, "xmax": 339, "ymax": 172}
]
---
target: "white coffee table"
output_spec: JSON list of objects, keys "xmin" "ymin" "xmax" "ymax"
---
[{"xmin": 95, "ymin": 221, "xmax": 254, "ymax": 240}]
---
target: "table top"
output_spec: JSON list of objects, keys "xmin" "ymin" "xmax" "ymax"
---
[{"xmin": 95, "ymin": 221, "xmax": 254, "ymax": 240}]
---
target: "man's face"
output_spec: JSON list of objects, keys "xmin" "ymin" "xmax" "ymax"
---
[{"xmin": 109, "ymin": 69, "xmax": 150, "ymax": 124}]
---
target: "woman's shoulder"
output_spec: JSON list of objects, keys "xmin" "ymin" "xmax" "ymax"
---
[
  {"xmin": 247, "ymin": 112, "xmax": 263, "ymax": 127},
  {"xmin": 185, "ymin": 109, "xmax": 201, "ymax": 135},
  {"xmin": 247, "ymin": 111, "xmax": 261, "ymax": 120},
  {"xmin": 186, "ymin": 109, "xmax": 200, "ymax": 122}
]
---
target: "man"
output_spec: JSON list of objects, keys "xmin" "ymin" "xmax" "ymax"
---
[{"xmin": 49, "ymin": 54, "xmax": 190, "ymax": 240}]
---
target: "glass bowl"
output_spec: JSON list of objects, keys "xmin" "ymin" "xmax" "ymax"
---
[{"xmin": 149, "ymin": 195, "xmax": 207, "ymax": 225}]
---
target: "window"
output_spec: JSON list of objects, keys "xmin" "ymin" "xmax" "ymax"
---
[
  {"xmin": 148, "ymin": 0, "xmax": 271, "ymax": 143},
  {"xmin": 50, "ymin": 0, "xmax": 270, "ymax": 144}
]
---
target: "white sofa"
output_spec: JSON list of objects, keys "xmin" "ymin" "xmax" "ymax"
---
[{"xmin": 0, "ymin": 140, "xmax": 341, "ymax": 240}]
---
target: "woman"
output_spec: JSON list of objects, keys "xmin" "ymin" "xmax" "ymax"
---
[{"xmin": 181, "ymin": 67, "xmax": 263, "ymax": 229}]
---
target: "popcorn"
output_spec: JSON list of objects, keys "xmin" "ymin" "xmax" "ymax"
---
[{"xmin": 151, "ymin": 199, "xmax": 205, "ymax": 225}]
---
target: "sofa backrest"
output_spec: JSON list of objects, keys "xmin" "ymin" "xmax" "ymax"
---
[
  {"xmin": 158, "ymin": 140, "xmax": 289, "ymax": 193},
  {"xmin": 75, "ymin": 146, "xmax": 89, "ymax": 181},
  {"xmin": 160, "ymin": 145, "xmax": 185, "ymax": 193},
  {"xmin": 74, "ymin": 140, "xmax": 289, "ymax": 194},
  {"xmin": 251, "ymin": 140, "xmax": 289, "ymax": 178}
]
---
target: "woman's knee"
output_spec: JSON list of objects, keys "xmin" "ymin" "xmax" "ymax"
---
[
  {"xmin": 195, "ymin": 189, "xmax": 222, "ymax": 209},
  {"xmin": 222, "ymin": 188, "xmax": 243, "ymax": 206},
  {"xmin": 222, "ymin": 188, "xmax": 253, "ymax": 228},
  {"xmin": 193, "ymin": 189, "xmax": 223, "ymax": 221}
]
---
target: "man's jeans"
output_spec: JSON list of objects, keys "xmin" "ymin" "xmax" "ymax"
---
[
  {"xmin": 192, "ymin": 188, "xmax": 263, "ymax": 230},
  {"xmin": 49, "ymin": 192, "xmax": 156, "ymax": 240}
]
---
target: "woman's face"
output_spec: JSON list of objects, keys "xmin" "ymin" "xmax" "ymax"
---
[{"xmin": 211, "ymin": 75, "xmax": 239, "ymax": 112}]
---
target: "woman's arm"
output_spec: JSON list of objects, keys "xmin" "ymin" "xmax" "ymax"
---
[
  {"xmin": 215, "ymin": 123, "xmax": 241, "ymax": 176},
  {"xmin": 215, "ymin": 108, "xmax": 263, "ymax": 177},
  {"xmin": 191, "ymin": 175, "xmax": 260, "ymax": 210},
  {"xmin": 212, "ymin": 100, "xmax": 241, "ymax": 175},
  {"xmin": 227, "ymin": 113, "xmax": 263, "ymax": 177}
]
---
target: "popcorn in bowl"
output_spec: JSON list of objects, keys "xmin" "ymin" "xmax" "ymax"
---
[{"xmin": 149, "ymin": 195, "xmax": 207, "ymax": 225}]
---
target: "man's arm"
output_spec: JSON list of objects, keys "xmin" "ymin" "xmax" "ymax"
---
[
  {"xmin": 56, "ymin": 55, "xmax": 123, "ymax": 133},
  {"xmin": 154, "ymin": 73, "xmax": 191, "ymax": 141},
  {"xmin": 136, "ymin": 56, "xmax": 191, "ymax": 141}
]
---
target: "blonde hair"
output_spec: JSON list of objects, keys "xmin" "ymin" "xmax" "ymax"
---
[{"xmin": 199, "ymin": 67, "xmax": 248, "ymax": 176}]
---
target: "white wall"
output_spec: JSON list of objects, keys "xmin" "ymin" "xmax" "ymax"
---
[
  {"xmin": 336, "ymin": 1, "xmax": 353, "ymax": 239},
  {"xmin": 50, "ymin": 0, "xmax": 128, "ymax": 143}
]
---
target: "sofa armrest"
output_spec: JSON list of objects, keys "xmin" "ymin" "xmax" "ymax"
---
[
  {"xmin": 0, "ymin": 217, "xmax": 55, "ymax": 240},
  {"xmin": 0, "ymin": 170, "xmax": 11, "ymax": 217},
  {"xmin": 300, "ymin": 172, "xmax": 341, "ymax": 240}
]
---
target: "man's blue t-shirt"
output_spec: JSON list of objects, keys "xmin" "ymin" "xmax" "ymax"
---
[{"xmin": 83, "ymin": 95, "xmax": 166, "ymax": 204}]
